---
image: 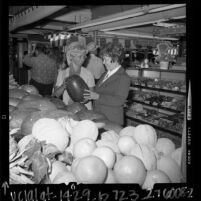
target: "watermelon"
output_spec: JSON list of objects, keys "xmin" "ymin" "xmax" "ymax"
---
[
  {"xmin": 17, "ymin": 99, "xmax": 57, "ymax": 111},
  {"xmin": 46, "ymin": 97, "xmax": 66, "ymax": 109},
  {"xmin": 9, "ymin": 105, "xmax": 17, "ymax": 113},
  {"xmin": 65, "ymin": 102, "xmax": 87, "ymax": 114},
  {"xmin": 22, "ymin": 94, "xmax": 43, "ymax": 101},
  {"xmin": 19, "ymin": 85, "xmax": 39, "ymax": 94},
  {"xmin": 9, "ymin": 97, "xmax": 21, "ymax": 107},
  {"xmin": 9, "ymin": 88, "xmax": 29, "ymax": 99},
  {"xmin": 76, "ymin": 110, "xmax": 107, "ymax": 122},
  {"xmin": 9, "ymin": 108, "xmax": 40, "ymax": 129},
  {"xmin": 65, "ymin": 74, "xmax": 89, "ymax": 103}
]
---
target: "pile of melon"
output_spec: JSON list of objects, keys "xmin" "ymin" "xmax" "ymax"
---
[
  {"xmin": 10, "ymin": 114, "xmax": 184, "ymax": 187},
  {"xmin": 9, "ymin": 85, "xmax": 184, "ymax": 188}
]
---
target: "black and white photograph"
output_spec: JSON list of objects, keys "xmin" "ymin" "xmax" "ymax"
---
[{"xmin": 1, "ymin": 2, "xmax": 198, "ymax": 201}]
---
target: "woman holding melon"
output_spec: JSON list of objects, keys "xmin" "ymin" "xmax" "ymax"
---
[
  {"xmin": 53, "ymin": 42, "xmax": 95, "ymax": 110},
  {"xmin": 84, "ymin": 42, "xmax": 130, "ymax": 125}
]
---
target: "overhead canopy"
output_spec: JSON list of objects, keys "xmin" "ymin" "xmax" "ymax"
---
[{"xmin": 9, "ymin": 4, "xmax": 186, "ymax": 40}]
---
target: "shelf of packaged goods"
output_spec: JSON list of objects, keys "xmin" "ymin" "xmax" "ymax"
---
[
  {"xmin": 125, "ymin": 111, "xmax": 182, "ymax": 137},
  {"xmin": 132, "ymin": 100, "xmax": 183, "ymax": 113},
  {"xmin": 130, "ymin": 85, "xmax": 186, "ymax": 95}
]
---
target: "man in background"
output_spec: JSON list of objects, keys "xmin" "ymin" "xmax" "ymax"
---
[
  {"xmin": 86, "ymin": 42, "xmax": 105, "ymax": 84},
  {"xmin": 23, "ymin": 43, "xmax": 57, "ymax": 96}
]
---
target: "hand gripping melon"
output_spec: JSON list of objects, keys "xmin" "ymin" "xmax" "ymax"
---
[{"xmin": 65, "ymin": 74, "xmax": 89, "ymax": 103}]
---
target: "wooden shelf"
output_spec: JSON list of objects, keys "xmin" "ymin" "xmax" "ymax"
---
[
  {"xmin": 127, "ymin": 67, "xmax": 186, "ymax": 74},
  {"xmin": 141, "ymin": 68, "xmax": 186, "ymax": 73},
  {"xmin": 130, "ymin": 84, "xmax": 186, "ymax": 95},
  {"xmin": 132, "ymin": 100, "xmax": 183, "ymax": 113}
]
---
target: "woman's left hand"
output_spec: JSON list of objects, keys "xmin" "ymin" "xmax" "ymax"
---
[{"xmin": 83, "ymin": 89, "xmax": 99, "ymax": 100}]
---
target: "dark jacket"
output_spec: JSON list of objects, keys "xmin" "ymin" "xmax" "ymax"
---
[{"xmin": 93, "ymin": 67, "xmax": 130, "ymax": 125}]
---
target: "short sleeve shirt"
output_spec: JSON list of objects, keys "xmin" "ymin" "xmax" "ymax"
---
[
  {"xmin": 23, "ymin": 54, "xmax": 57, "ymax": 84},
  {"xmin": 55, "ymin": 67, "xmax": 95, "ymax": 110}
]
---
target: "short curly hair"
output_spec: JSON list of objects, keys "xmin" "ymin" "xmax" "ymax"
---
[{"xmin": 100, "ymin": 42, "xmax": 125, "ymax": 64}]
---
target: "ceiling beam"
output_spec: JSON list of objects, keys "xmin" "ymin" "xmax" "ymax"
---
[
  {"xmin": 80, "ymin": 6, "xmax": 185, "ymax": 33},
  {"xmin": 103, "ymin": 31, "xmax": 178, "ymax": 41},
  {"xmin": 156, "ymin": 26, "xmax": 186, "ymax": 36},
  {"xmin": 9, "ymin": 6, "xmax": 66, "ymax": 32},
  {"xmin": 68, "ymin": 4, "xmax": 185, "ymax": 31},
  {"xmin": 9, "ymin": 33, "xmax": 28, "ymax": 39}
]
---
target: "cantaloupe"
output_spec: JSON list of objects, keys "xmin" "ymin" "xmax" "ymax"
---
[
  {"xmin": 96, "ymin": 139, "xmax": 120, "ymax": 153},
  {"xmin": 156, "ymin": 138, "xmax": 176, "ymax": 156},
  {"xmin": 117, "ymin": 135, "xmax": 137, "ymax": 155},
  {"xmin": 21, "ymin": 109, "xmax": 78, "ymax": 136},
  {"xmin": 105, "ymin": 169, "xmax": 117, "ymax": 184},
  {"xmin": 119, "ymin": 126, "xmax": 136, "ymax": 137},
  {"xmin": 157, "ymin": 156, "xmax": 182, "ymax": 183},
  {"xmin": 171, "ymin": 147, "xmax": 182, "ymax": 167},
  {"xmin": 32, "ymin": 118, "xmax": 69, "ymax": 152},
  {"xmin": 114, "ymin": 155, "xmax": 146, "ymax": 185},
  {"xmin": 130, "ymin": 144, "xmax": 157, "ymax": 171},
  {"xmin": 142, "ymin": 170, "xmax": 171, "ymax": 190},
  {"xmin": 71, "ymin": 120, "xmax": 98, "ymax": 144},
  {"xmin": 92, "ymin": 146, "xmax": 116, "ymax": 169},
  {"xmin": 73, "ymin": 138, "xmax": 97, "ymax": 159},
  {"xmin": 133, "ymin": 124, "xmax": 157, "ymax": 148},
  {"xmin": 52, "ymin": 171, "xmax": 77, "ymax": 184},
  {"xmin": 74, "ymin": 155, "xmax": 108, "ymax": 184},
  {"xmin": 101, "ymin": 130, "xmax": 119, "ymax": 144},
  {"xmin": 49, "ymin": 161, "xmax": 68, "ymax": 182}
]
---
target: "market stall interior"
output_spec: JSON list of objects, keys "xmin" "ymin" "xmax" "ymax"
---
[{"xmin": 9, "ymin": 4, "xmax": 187, "ymax": 185}]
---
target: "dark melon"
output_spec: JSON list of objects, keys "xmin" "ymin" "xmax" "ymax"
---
[
  {"xmin": 9, "ymin": 88, "xmax": 29, "ymax": 99},
  {"xmin": 76, "ymin": 110, "xmax": 107, "ymax": 122},
  {"xmin": 64, "ymin": 102, "xmax": 87, "ymax": 114},
  {"xmin": 17, "ymin": 99, "xmax": 57, "ymax": 111},
  {"xmin": 9, "ymin": 105, "xmax": 17, "ymax": 113},
  {"xmin": 22, "ymin": 94, "xmax": 43, "ymax": 101},
  {"xmin": 9, "ymin": 97, "xmax": 21, "ymax": 107},
  {"xmin": 46, "ymin": 97, "xmax": 66, "ymax": 109},
  {"xmin": 9, "ymin": 108, "xmax": 40, "ymax": 129},
  {"xmin": 65, "ymin": 74, "xmax": 89, "ymax": 103},
  {"xmin": 19, "ymin": 84, "xmax": 39, "ymax": 94}
]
